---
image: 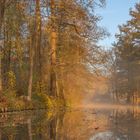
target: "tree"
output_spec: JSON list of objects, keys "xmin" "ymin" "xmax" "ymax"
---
[
  {"xmin": 0, "ymin": 0, "xmax": 6, "ymax": 94},
  {"xmin": 112, "ymin": 3, "xmax": 140, "ymax": 103}
]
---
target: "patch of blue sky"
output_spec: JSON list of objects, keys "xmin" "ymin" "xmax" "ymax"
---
[{"xmin": 96, "ymin": 0, "xmax": 139, "ymax": 49}]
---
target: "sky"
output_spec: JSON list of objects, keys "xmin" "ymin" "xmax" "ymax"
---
[{"xmin": 96, "ymin": 0, "xmax": 139, "ymax": 49}]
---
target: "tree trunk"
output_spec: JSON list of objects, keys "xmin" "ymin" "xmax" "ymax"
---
[
  {"xmin": 28, "ymin": 0, "xmax": 41, "ymax": 100},
  {"xmin": 27, "ymin": 36, "xmax": 34, "ymax": 101},
  {"xmin": 0, "ymin": 47, "xmax": 2, "ymax": 94},
  {"xmin": 35, "ymin": 0, "xmax": 42, "ymax": 84},
  {"xmin": 0, "ymin": 0, "xmax": 6, "ymax": 94},
  {"xmin": 50, "ymin": 0, "xmax": 58, "ymax": 97},
  {"xmin": 50, "ymin": 31, "xmax": 57, "ymax": 97}
]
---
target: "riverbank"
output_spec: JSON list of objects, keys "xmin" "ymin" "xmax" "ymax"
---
[{"xmin": 0, "ymin": 92, "xmax": 69, "ymax": 113}]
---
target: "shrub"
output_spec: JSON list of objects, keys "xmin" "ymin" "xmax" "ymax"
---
[
  {"xmin": 7, "ymin": 71, "xmax": 16, "ymax": 90},
  {"xmin": 32, "ymin": 92, "xmax": 54, "ymax": 108},
  {"xmin": 14, "ymin": 100, "xmax": 25, "ymax": 110}
]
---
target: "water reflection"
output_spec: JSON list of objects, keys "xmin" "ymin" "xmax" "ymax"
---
[{"xmin": 0, "ymin": 107, "xmax": 140, "ymax": 140}]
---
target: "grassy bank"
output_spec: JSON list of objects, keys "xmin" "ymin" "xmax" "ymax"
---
[{"xmin": 0, "ymin": 91, "xmax": 68, "ymax": 113}]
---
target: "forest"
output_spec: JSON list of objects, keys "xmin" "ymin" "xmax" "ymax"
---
[
  {"xmin": 0, "ymin": 1, "xmax": 140, "ymax": 140},
  {"xmin": 0, "ymin": 0, "xmax": 108, "ymax": 111},
  {"xmin": 0, "ymin": 0, "xmax": 140, "ymax": 112}
]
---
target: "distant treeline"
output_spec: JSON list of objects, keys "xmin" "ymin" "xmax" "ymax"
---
[{"xmin": 110, "ymin": 3, "xmax": 140, "ymax": 104}]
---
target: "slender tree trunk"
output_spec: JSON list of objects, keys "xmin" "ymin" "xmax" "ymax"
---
[
  {"xmin": 50, "ymin": 0, "xmax": 58, "ymax": 97},
  {"xmin": 27, "ymin": 36, "xmax": 34, "ymax": 101},
  {"xmin": 0, "ymin": 48, "xmax": 2, "ymax": 95},
  {"xmin": 35, "ymin": 0, "xmax": 42, "ymax": 85},
  {"xmin": 50, "ymin": 31, "xmax": 57, "ymax": 97},
  {"xmin": 16, "ymin": 31, "xmax": 23, "ymax": 93},
  {"xmin": 0, "ymin": 0, "xmax": 6, "ymax": 94},
  {"xmin": 28, "ymin": 0, "xmax": 41, "ymax": 100}
]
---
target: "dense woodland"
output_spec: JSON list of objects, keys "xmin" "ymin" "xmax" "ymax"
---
[
  {"xmin": 0, "ymin": 0, "xmax": 107, "ymax": 110},
  {"xmin": 110, "ymin": 3, "xmax": 140, "ymax": 104},
  {"xmin": 1, "ymin": 0, "xmax": 140, "ymax": 111}
]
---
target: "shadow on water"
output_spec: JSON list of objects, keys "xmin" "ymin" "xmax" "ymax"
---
[{"xmin": 0, "ymin": 106, "xmax": 140, "ymax": 140}]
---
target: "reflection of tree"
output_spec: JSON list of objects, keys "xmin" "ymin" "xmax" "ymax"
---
[
  {"xmin": 27, "ymin": 111, "xmax": 65, "ymax": 140},
  {"xmin": 0, "ymin": 109, "xmax": 140, "ymax": 140},
  {"xmin": 49, "ymin": 112, "xmax": 65, "ymax": 140},
  {"xmin": 60, "ymin": 110, "xmax": 94, "ymax": 140},
  {"xmin": 27, "ymin": 119, "xmax": 32, "ymax": 140},
  {"xmin": 110, "ymin": 108, "xmax": 140, "ymax": 140},
  {"xmin": 0, "ymin": 111, "xmax": 66, "ymax": 140}
]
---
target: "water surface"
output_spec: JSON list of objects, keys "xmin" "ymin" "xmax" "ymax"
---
[{"xmin": 0, "ymin": 105, "xmax": 140, "ymax": 140}]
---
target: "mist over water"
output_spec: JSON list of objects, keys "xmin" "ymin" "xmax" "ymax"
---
[{"xmin": 0, "ymin": 102, "xmax": 140, "ymax": 140}]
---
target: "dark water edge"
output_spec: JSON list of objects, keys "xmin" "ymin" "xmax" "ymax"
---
[{"xmin": 0, "ymin": 106, "xmax": 140, "ymax": 140}]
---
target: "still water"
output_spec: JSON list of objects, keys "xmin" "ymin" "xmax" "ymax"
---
[{"xmin": 0, "ymin": 105, "xmax": 140, "ymax": 140}]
